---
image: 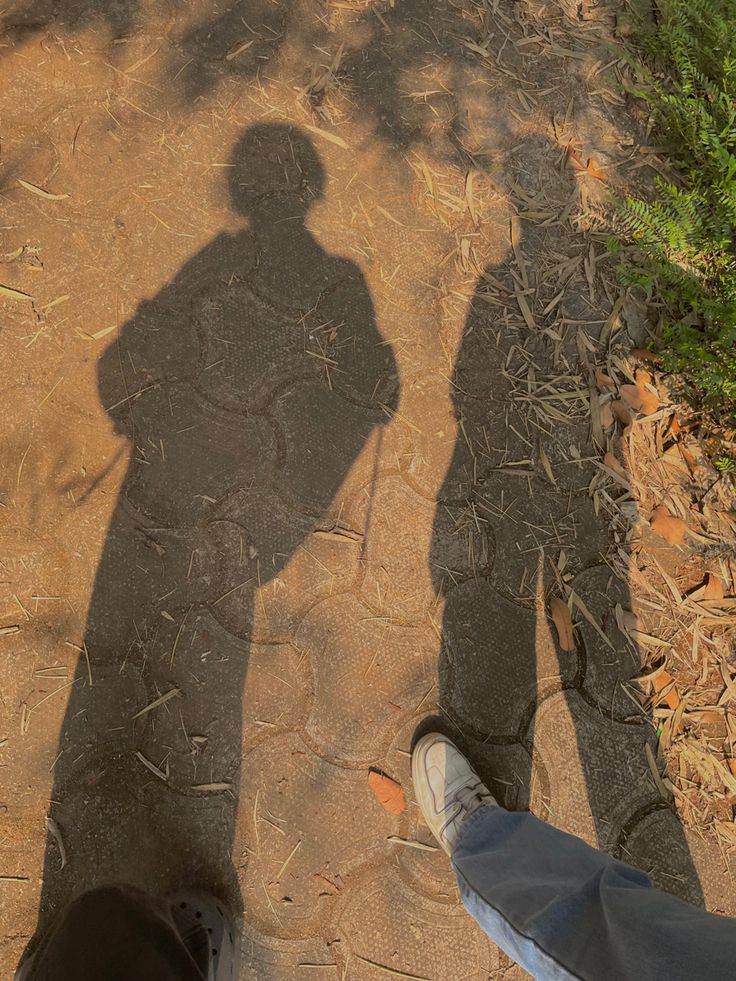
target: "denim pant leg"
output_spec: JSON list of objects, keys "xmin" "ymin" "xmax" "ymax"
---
[{"xmin": 451, "ymin": 805, "xmax": 736, "ymax": 981}]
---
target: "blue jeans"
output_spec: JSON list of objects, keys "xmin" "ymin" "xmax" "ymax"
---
[{"xmin": 452, "ymin": 805, "xmax": 736, "ymax": 980}]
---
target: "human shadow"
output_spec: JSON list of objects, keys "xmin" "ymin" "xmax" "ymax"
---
[
  {"xmin": 429, "ymin": 143, "xmax": 704, "ymax": 908},
  {"xmin": 35, "ymin": 122, "xmax": 397, "ymax": 929}
]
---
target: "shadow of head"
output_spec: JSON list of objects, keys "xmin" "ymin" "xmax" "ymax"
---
[{"xmin": 228, "ymin": 123, "xmax": 325, "ymax": 224}]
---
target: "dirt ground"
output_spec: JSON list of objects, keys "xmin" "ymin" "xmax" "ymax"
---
[{"xmin": 2, "ymin": 0, "xmax": 735, "ymax": 977}]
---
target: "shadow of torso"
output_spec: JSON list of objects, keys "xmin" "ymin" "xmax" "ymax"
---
[{"xmin": 38, "ymin": 181, "xmax": 397, "ymax": 925}]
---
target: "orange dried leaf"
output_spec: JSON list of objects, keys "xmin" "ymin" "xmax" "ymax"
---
[
  {"xmin": 584, "ymin": 157, "xmax": 607, "ymax": 181},
  {"xmin": 564, "ymin": 144, "xmax": 586, "ymax": 172},
  {"xmin": 630, "ymin": 347, "xmax": 663, "ymax": 364},
  {"xmin": 620, "ymin": 383, "xmax": 659, "ymax": 415},
  {"xmin": 600, "ymin": 400, "xmax": 614, "ymax": 429},
  {"xmin": 611, "ymin": 399, "xmax": 632, "ymax": 427},
  {"xmin": 653, "ymin": 668, "xmax": 680, "ymax": 710},
  {"xmin": 550, "ymin": 596, "xmax": 575, "ymax": 651},
  {"xmin": 595, "ymin": 367, "xmax": 616, "ymax": 389},
  {"xmin": 650, "ymin": 505, "xmax": 686, "ymax": 545},
  {"xmin": 368, "ymin": 770, "xmax": 406, "ymax": 815},
  {"xmin": 703, "ymin": 573, "xmax": 724, "ymax": 600}
]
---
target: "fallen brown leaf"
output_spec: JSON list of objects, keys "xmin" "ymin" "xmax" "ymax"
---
[
  {"xmin": 650, "ymin": 505, "xmax": 686, "ymax": 545},
  {"xmin": 611, "ymin": 399, "xmax": 633, "ymax": 427},
  {"xmin": 563, "ymin": 144, "xmax": 607, "ymax": 181},
  {"xmin": 595, "ymin": 367, "xmax": 616, "ymax": 389},
  {"xmin": 653, "ymin": 668, "xmax": 680, "ymax": 710},
  {"xmin": 313, "ymin": 872, "xmax": 341, "ymax": 895},
  {"xmin": 550, "ymin": 596, "xmax": 575, "ymax": 651},
  {"xmin": 630, "ymin": 347, "xmax": 663, "ymax": 364},
  {"xmin": 368, "ymin": 770, "xmax": 406, "ymax": 815},
  {"xmin": 620, "ymin": 383, "xmax": 659, "ymax": 415},
  {"xmin": 600, "ymin": 400, "xmax": 614, "ymax": 429},
  {"xmin": 703, "ymin": 573, "xmax": 725, "ymax": 600}
]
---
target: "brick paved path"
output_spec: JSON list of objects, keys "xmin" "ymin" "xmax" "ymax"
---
[{"xmin": 1, "ymin": 1, "xmax": 733, "ymax": 976}]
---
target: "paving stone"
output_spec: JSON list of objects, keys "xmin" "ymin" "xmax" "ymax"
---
[
  {"xmin": 353, "ymin": 474, "xmax": 486, "ymax": 621},
  {"xmin": 42, "ymin": 747, "xmax": 240, "ymax": 919},
  {"xmin": 296, "ymin": 593, "xmax": 435, "ymax": 763},
  {"xmin": 121, "ymin": 383, "xmax": 277, "ymax": 526},
  {"xmin": 239, "ymin": 925, "xmax": 338, "ymax": 981},
  {"xmin": 249, "ymin": 212, "xmax": 368, "ymax": 316},
  {"xmin": 0, "ymin": 832, "xmax": 39, "ymax": 975},
  {"xmin": 91, "ymin": 519, "xmax": 249, "ymax": 623},
  {"xmin": 446, "ymin": 311, "xmax": 516, "ymax": 401},
  {"xmin": 439, "ymin": 579, "xmax": 575, "ymax": 738},
  {"xmin": 476, "ymin": 473, "xmax": 608, "ymax": 606},
  {"xmin": 392, "ymin": 373, "xmax": 469, "ymax": 501},
  {"xmin": 2, "ymin": 625, "xmax": 140, "ymax": 808},
  {"xmin": 272, "ymin": 381, "xmax": 389, "ymax": 520},
  {"xmin": 571, "ymin": 565, "xmax": 645, "ymax": 718},
  {"xmin": 531, "ymin": 690, "xmax": 660, "ymax": 850},
  {"xmin": 133, "ymin": 611, "xmax": 312, "ymax": 790},
  {"xmin": 176, "ymin": 0, "xmax": 285, "ymax": 86},
  {"xmin": 314, "ymin": 279, "xmax": 399, "ymax": 408},
  {"xmin": 194, "ymin": 284, "xmax": 318, "ymax": 413},
  {"xmin": 238, "ymin": 733, "xmax": 400, "ymax": 936},
  {"xmin": 622, "ymin": 808, "xmax": 736, "ymax": 913},
  {"xmin": 97, "ymin": 231, "xmax": 260, "ymax": 413},
  {"xmin": 208, "ymin": 490, "xmax": 362, "ymax": 643},
  {"xmin": 3, "ymin": 8, "xmax": 733, "ymax": 972},
  {"xmin": 337, "ymin": 870, "xmax": 500, "ymax": 980},
  {"xmin": 437, "ymin": 396, "xmax": 511, "ymax": 504}
]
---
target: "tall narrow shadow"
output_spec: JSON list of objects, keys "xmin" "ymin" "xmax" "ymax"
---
[
  {"xmin": 36, "ymin": 122, "xmax": 397, "ymax": 927},
  {"xmin": 430, "ymin": 146, "xmax": 704, "ymax": 908}
]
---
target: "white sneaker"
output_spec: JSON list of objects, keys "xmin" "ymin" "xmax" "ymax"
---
[{"xmin": 412, "ymin": 732, "xmax": 497, "ymax": 855}]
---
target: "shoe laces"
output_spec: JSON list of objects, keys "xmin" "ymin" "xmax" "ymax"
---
[
  {"xmin": 439, "ymin": 779, "xmax": 491, "ymax": 834},
  {"xmin": 455, "ymin": 779, "xmax": 493, "ymax": 814}
]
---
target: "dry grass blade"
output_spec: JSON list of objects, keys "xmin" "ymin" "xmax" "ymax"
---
[
  {"xmin": 135, "ymin": 751, "xmax": 168, "ymax": 782},
  {"xmin": 46, "ymin": 816, "xmax": 67, "ymax": 868},
  {"xmin": 131, "ymin": 687, "xmax": 181, "ymax": 720},
  {"xmin": 302, "ymin": 122, "xmax": 348, "ymax": 150},
  {"xmin": 645, "ymin": 743, "xmax": 672, "ymax": 799},
  {"xmin": 0, "ymin": 284, "xmax": 34, "ymax": 301},
  {"xmin": 570, "ymin": 590, "xmax": 615, "ymax": 649},
  {"xmin": 352, "ymin": 955, "xmax": 431, "ymax": 981},
  {"xmin": 550, "ymin": 596, "xmax": 575, "ymax": 651},
  {"xmin": 387, "ymin": 836, "xmax": 438, "ymax": 851},
  {"xmin": 17, "ymin": 178, "xmax": 69, "ymax": 200}
]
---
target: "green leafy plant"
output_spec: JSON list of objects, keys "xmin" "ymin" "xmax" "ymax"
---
[
  {"xmin": 617, "ymin": 0, "xmax": 736, "ymax": 413},
  {"xmin": 715, "ymin": 454, "xmax": 736, "ymax": 475}
]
